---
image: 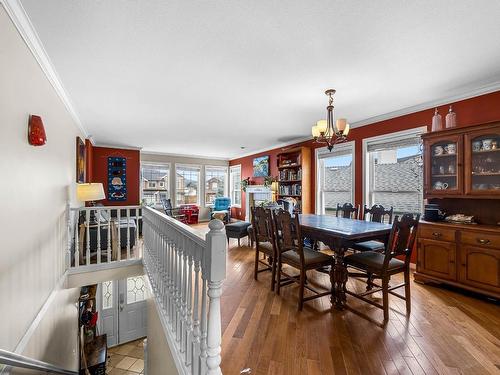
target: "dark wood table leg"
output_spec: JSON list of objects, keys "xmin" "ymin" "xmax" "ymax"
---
[{"xmin": 330, "ymin": 239, "xmax": 348, "ymax": 309}]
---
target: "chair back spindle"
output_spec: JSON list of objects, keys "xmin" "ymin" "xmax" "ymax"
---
[
  {"xmin": 336, "ymin": 203, "xmax": 359, "ymax": 219},
  {"xmin": 363, "ymin": 205, "xmax": 394, "ymax": 224}
]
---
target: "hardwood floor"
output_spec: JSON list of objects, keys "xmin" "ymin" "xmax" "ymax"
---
[{"xmin": 216, "ymin": 237, "xmax": 500, "ymax": 375}]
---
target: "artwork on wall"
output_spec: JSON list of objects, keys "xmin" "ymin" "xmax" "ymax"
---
[
  {"xmin": 253, "ymin": 155, "xmax": 269, "ymax": 177},
  {"xmin": 76, "ymin": 137, "xmax": 86, "ymax": 183},
  {"xmin": 108, "ymin": 157, "xmax": 127, "ymax": 201}
]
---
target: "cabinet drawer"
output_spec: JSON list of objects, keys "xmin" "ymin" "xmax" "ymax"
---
[
  {"xmin": 419, "ymin": 226, "xmax": 456, "ymax": 242},
  {"xmin": 461, "ymin": 231, "xmax": 500, "ymax": 249}
]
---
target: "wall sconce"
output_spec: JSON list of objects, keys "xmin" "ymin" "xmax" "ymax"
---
[{"xmin": 28, "ymin": 114, "xmax": 47, "ymax": 146}]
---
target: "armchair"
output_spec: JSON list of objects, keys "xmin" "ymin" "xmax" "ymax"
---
[{"xmin": 210, "ymin": 197, "xmax": 231, "ymax": 223}]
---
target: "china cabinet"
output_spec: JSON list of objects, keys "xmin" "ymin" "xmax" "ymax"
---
[
  {"xmin": 417, "ymin": 122, "xmax": 500, "ymax": 298},
  {"xmin": 423, "ymin": 122, "xmax": 500, "ymax": 199}
]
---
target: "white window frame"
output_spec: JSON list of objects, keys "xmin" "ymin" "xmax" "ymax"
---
[
  {"xmin": 175, "ymin": 163, "xmax": 202, "ymax": 207},
  {"xmin": 229, "ymin": 164, "xmax": 242, "ymax": 208},
  {"xmin": 140, "ymin": 161, "xmax": 171, "ymax": 206},
  {"xmin": 362, "ymin": 126, "xmax": 427, "ymax": 212},
  {"xmin": 315, "ymin": 141, "xmax": 355, "ymax": 215},
  {"xmin": 204, "ymin": 165, "xmax": 229, "ymax": 207}
]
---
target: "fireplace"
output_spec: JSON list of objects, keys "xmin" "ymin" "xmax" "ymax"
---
[{"xmin": 244, "ymin": 185, "xmax": 272, "ymax": 222}]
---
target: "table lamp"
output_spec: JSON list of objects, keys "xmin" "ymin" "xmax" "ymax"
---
[{"xmin": 77, "ymin": 183, "xmax": 106, "ymax": 224}]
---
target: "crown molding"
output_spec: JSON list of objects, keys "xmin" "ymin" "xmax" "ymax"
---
[
  {"xmin": 1, "ymin": 0, "xmax": 87, "ymax": 137},
  {"xmin": 350, "ymin": 81, "xmax": 500, "ymax": 129},
  {"xmin": 93, "ymin": 143, "xmax": 143, "ymax": 151},
  {"xmin": 230, "ymin": 136, "xmax": 312, "ymax": 160},
  {"xmin": 141, "ymin": 150, "xmax": 231, "ymax": 161}
]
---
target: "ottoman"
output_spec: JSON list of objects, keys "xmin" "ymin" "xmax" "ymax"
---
[{"xmin": 225, "ymin": 221, "xmax": 251, "ymax": 247}]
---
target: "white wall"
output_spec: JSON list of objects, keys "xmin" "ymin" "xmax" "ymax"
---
[
  {"xmin": 145, "ymin": 298, "xmax": 179, "ymax": 375},
  {"xmin": 0, "ymin": 3, "xmax": 82, "ymax": 370},
  {"xmin": 141, "ymin": 153, "xmax": 229, "ymax": 221}
]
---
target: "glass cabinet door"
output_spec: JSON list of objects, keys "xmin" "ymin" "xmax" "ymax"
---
[
  {"xmin": 425, "ymin": 135, "xmax": 463, "ymax": 195},
  {"xmin": 465, "ymin": 126, "xmax": 500, "ymax": 195}
]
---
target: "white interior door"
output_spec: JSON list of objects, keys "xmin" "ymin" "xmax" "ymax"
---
[
  {"xmin": 97, "ymin": 276, "xmax": 147, "ymax": 347},
  {"xmin": 118, "ymin": 276, "xmax": 147, "ymax": 344}
]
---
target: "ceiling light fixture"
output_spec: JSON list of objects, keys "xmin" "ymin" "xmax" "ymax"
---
[{"xmin": 311, "ymin": 89, "xmax": 350, "ymax": 152}]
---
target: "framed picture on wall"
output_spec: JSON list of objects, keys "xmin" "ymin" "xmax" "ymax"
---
[
  {"xmin": 253, "ymin": 155, "xmax": 269, "ymax": 177},
  {"xmin": 76, "ymin": 137, "xmax": 86, "ymax": 183}
]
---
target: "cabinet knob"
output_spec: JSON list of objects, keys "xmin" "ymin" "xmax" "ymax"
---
[
  {"xmin": 432, "ymin": 232, "xmax": 442, "ymax": 237},
  {"xmin": 477, "ymin": 238, "xmax": 490, "ymax": 245}
]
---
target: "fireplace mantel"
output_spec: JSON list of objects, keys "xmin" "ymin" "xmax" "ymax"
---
[{"xmin": 244, "ymin": 185, "xmax": 272, "ymax": 222}]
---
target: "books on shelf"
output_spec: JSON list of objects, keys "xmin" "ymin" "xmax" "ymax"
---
[
  {"xmin": 278, "ymin": 183, "xmax": 302, "ymax": 196},
  {"xmin": 279, "ymin": 168, "xmax": 302, "ymax": 181}
]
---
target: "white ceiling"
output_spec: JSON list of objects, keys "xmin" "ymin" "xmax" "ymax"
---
[{"xmin": 20, "ymin": 0, "xmax": 500, "ymax": 159}]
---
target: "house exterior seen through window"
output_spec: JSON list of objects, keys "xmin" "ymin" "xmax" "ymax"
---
[
  {"xmin": 316, "ymin": 143, "xmax": 355, "ymax": 215},
  {"xmin": 141, "ymin": 163, "xmax": 169, "ymax": 206},
  {"xmin": 176, "ymin": 165, "xmax": 201, "ymax": 206},
  {"xmin": 205, "ymin": 166, "xmax": 228, "ymax": 206},
  {"xmin": 365, "ymin": 128, "xmax": 425, "ymax": 217}
]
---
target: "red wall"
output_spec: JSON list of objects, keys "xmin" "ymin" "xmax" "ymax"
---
[
  {"xmin": 87, "ymin": 146, "xmax": 141, "ymax": 206},
  {"xmin": 230, "ymin": 90, "xmax": 500, "ymax": 220}
]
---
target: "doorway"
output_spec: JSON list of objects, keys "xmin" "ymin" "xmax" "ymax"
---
[{"xmin": 97, "ymin": 276, "xmax": 147, "ymax": 347}]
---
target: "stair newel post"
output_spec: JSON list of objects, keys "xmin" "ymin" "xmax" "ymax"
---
[{"xmin": 203, "ymin": 219, "xmax": 227, "ymax": 375}]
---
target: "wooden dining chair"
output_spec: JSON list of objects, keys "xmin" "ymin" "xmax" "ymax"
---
[
  {"xmin": 344, "ymin": 213, "xmax": 420, "ymax": 322},
  {"xmin": 351, "ymin": 205, "xmax": 394, "ymax": 253},
  {"xmin": 251, "ymin": 207, "xmax": 278, "ymax": 291},
  {"xmin": 273, "ymin": 209, "xmax": 334, "ymax": 310},
  {"xmin": 336, "ymin": 203, "xmax": 359, "ymax": 219}
]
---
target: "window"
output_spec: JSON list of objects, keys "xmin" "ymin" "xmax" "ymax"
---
[
  {"xmin": 101, "ymin": 281, "xmax": 113, "ymax": 309},
  {"xmin": 126, "ymin": 276, "xmax": 146, "ymax": 304},
  {"xmin": 141, "ymin": 163, "xmax": 170, "ymax": 206},
  {"xmin": 316, "ymin": 142, "xmax": 355, "ymax": 215},
  {"xmin": 175, "ymin": 164, "xmax": 201, "ymax": 206},
  {"xmin": 229, "ymin": 165, "xmax": 242, "ymax": 207},
  {"xmin": 205, "ymin": 166, "xmax": 228, "ymax": 206},
  {"xmin": 364, "ymin": 127, "xmax": 426, "ymax": 217}
]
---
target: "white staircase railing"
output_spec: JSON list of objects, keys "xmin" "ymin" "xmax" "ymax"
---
[
  {"xmin": 142, "ymin": 206, "xmax": 227, "ymax": 375},
  {"xmin": 68, "ymin": 205, "xmax": 142, "ymax": 268}
]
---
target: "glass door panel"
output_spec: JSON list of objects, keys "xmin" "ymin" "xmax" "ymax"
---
[
  {"xmin": 468, "ymin": 130, "xmax": 500, "ymax": 194},
  {"xmin": 429, "ymin": 140, "xmax": 459, "ymax": 193}
]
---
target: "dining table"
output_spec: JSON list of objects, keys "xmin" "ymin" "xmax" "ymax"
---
[{"xmin": 299, "ymin": 214, "xmax": 393, "ymax": 309}]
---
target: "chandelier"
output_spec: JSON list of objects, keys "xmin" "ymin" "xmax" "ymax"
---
[{"xmin": 311, "ymin": 89, "xmax": 350, "ymax": 152}]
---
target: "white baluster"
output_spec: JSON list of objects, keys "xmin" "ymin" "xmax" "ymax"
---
[
  {"xmin": 185, "ymin": 251, "xmax": 194, "ymax": 366},
  {"xmin": 66, "ymin": 204, "xmax": 71, "ymax": 270},
  {"xmin": 176, "ymin": 234, "xmax": 183, "ymax": 344},
  {"xmin": 86, "ymin": 209, "xmax": 91, "ymax": 265},
  {"xmin": 107, "ymin": 209, "xmax": 111, "ymax": 262},
  {"xmin": 181, "ymin": 238, "xmax": 188, "ymax": 354},
  {"xmin": 74, "ymin": 210, "xmax": 80, "ymax": 268},
  {"xmin": 97, "ymin": 208, "xmax": 101, "ymax": 264},
  {"xmin": 203, "ymin": 219, "xmax": 227, "ymax": 375},
  {"xmin": 199, "ymin": 278, "xmax": 207, "ymax": 375},
  {"xmin": 127, "ymin": 208, "xmax": 131, "ymax": 259},
  {"xmin": 191, "ymin": 257, "xmax": 201, "ymax": 375},
  {"xmin": 117, "ymin": 209, "xmax": 121, "ymax": 261}
]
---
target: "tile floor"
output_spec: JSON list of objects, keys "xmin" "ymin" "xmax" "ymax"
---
[{"xmin": 106, "ymin": 338, "xmax": 145, "ymax": 374}]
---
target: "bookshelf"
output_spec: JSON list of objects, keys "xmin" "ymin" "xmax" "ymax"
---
[{"xmin": 276, "ymin": 146, "xmax": 312, "ymax": 213}]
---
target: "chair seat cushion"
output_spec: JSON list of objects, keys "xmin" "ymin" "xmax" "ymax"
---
[
  {"xmin": 257, "ymin": 241, "xmax": 274, "ymax": 256},
  {"xmin": 281, "ymin": 248, "xmax": 332, "ymax": 267},
  {"xmin": 345, "ymin": 251, "xmax": 404, "ymax": 272},
  {"xmin": 351, "ymin": 240, "xmax": 385, "ymax": 252}
]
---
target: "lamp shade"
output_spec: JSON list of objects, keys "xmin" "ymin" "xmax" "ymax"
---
[
  {"xmin": 316, "ymin": 119, "xmax": 328, "ymax": 134},
  {"xmin": 77, "ymin": 183, "xmax": 105, "ymax": 202},
  {"xmin": 311, "ymin": 125, "xmax": 320, "ymax": 137}
]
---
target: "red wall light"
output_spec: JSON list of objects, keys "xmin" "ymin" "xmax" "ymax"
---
[{"xmin": 28, "ymin": 114, "xmax": 47, "ymax": 146}]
